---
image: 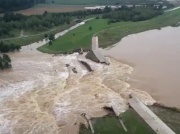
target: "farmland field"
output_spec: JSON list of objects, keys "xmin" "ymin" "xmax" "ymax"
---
[
  {"xmin": 45, "ymin": 0, "xmax": 160, "ymax": 5},
  {"xmin": 15, "ymin": 4, "xmax": 85, "ymax": 15}
]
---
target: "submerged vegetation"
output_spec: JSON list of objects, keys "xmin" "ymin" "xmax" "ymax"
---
[
  {"xmin": 0, "ymin": 54, "xmax": 11, "ymax": 70},
  {"xmin": 0, "ymin": 41, "xmax": 21, "ymax": 53}
]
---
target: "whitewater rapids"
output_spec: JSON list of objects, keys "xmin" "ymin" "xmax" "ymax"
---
[{"xmin": 0, "ymin": 51, "xmax": 155, "ymax": 134}]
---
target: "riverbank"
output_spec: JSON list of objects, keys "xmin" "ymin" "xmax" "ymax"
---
[
  {"xmin": 103, "ymin": 25, "xmax": 180, "ymax": 108},
  {"xmin": 80, "ymin": 104, "xmax": 180, "ymax": 134},
  {"xmin": 38, "ymin": 8, "xmax": 180, "ymax": 54}
]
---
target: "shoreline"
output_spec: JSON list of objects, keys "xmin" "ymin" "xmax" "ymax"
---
[{"xmin": 38, "ymin": 7, "xmax": 180, "ymax": 54}]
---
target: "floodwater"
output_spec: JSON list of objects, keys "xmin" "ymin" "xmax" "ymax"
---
[
  {"xmin": 0, "ymin": 23, "xmax": 155, "ymax": 133},
  {"xmin": 104, "ymin": 26, "xmax": 180, "ymax": 108}
]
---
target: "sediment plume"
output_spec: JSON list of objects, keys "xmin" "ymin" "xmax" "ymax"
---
[{"xmin": 0, "ymin": 53, "xmax": 155, "ymax": 134}]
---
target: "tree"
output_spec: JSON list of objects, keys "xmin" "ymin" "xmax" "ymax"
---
[
  {"xmin": 0, "ymin": 41, "xmax": 4, "ymax": 51},
  {"xmin": 44, "ymin": 33, "xmax": 48, "ymax": 38},
  {"xmin": 104, "ymin": 6, "xmax": 112, "ymax": 13},
  {"xmin": 49, "ymin": 34, "xmax": 55, "ymax": 41},
  {"xmin": 43, "ymin": 11, "xmax": 48, "ymax": 17},
  {"xmin": 95, "ymin": 16, "xmax": 100, "ymax": 19},
  {"xmin": 0, "ymin": 44, "xmax": 10, "ymax": 53},
  {"xmin": 15, "ymin": 45, "xmax": 21, "ymax": 51},
  {"xmin": 3, "ymin": 54, "xmax": 11, "ymax": 62},
  {"xmin": 89, "ymin": 26, "xmax": 92, "ymax": 31},
  {"xmin": 49, "ymin": 40, "xmax": 52, "ymax": 45},
  {"xmin": 0, "ymin": 0, "xmax": 34, "ymax": 13},
  {"xmin": 0, "ymin": 54, "xmax": 11, "ymax": 70}
]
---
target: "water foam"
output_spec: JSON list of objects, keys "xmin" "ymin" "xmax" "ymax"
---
[{"xmin": 0, "ymin": 53, "xmax": 155, "ymax": 134}]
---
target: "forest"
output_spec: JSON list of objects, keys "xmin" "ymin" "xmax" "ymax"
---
[
  {"xmin": 0, "ymin": 9, "xmax": 113, "ymax": 39},
  {"xmin": 0, "ymin": 3, "xmax": 169, "ymax": 55},
  {"xmin": 102, "ymin": 6, "xmax": 163, "ymax": 24},
  {"xmin": 0, "ymin": 0, "xmax": 33, "ymax": 13},
  {"xmin": 0, "ymin": 5, "xmax": 165, "ymax": 40},
  {"xmin": 0, "ymin": 41, "xmax": 21, "ymax": 53},
  {"xmin": 0, "ymin": 0, "xmax": 47, "ymax": 13}
]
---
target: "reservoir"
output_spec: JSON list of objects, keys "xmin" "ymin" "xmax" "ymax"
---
[{"xmin": 104, "ymin": 26, "xmax": 180, "ymax": 108}]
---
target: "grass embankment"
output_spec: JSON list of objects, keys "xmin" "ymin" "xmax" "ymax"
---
[
  {"xmin": 150, "ymin": 105, "xmax": 180, "ymax": 133},
  {"xmin": 80, "ymin": 106, "xmax": 180, "ymax": 134},
  {"xmin": 79, "ymin": 108, "xmax": 156, "ymax": 134},
  {"xmin": 97, "ymin": 8, "xmax": 180, "ymax": 48},
  {"xmin": 38, "ymin": 19, "xmax": 122, "ymax": 53},
  {"xmin": 38, "ymin": 8, "xmax": 180, "ymax": 54}
]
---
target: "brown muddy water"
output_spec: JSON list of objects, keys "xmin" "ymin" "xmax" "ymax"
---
[
  {"xmin": 104, "ymin": 26, "xmax": 180, "ymax": 109},
  {"xmin": 0, "ymin": 29, "xmax": 154, "ymax": 133}
]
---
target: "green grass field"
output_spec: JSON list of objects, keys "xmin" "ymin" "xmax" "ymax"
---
[
  {"xmin": 80, "ymin": 106, "xmax": 180, "ymax": 134},
  {"xmin": 38, "ymin": 8, "xmax": 180, "ymax": 54},
  {"xmin": 38, "ymin": 19, "xmax": 122, "ymax": 53},
  {"xmin": 79, "ymin": 109, "xmax": 156, "ymax": 134},
  {"xmin": 150, "ymin": 105, "xmax": 180, "ymax": 133}
]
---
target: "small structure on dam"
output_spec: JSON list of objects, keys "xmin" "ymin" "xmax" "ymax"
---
[{"xmin": 86, "ymin": 36, "xmax": 110, "ymax": 65}]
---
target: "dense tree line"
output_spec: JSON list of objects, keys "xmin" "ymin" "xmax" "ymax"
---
[
  {"xmin": 0, "ymin": 0, "xmax": 47, "ymax": 13},
  {"xmin": 0, "ymin": 9, "xmax": 105, "ymax": 39},
  {"xmin": 0, "ymin": 0, "xmax": 34, "ymax": 13},
  {"xmin": 102, "ymin": 6, "xmax": 163, "ymax": 24},
  {"xmin": 0, "ymin": 12, "xmax": 72, "ymax": 38},
  {"xmin": 0, "ymin": 54, "xmax": 11, "ymax": 70},
  {"xmin": 0, "ymin": 5, "xmax": 166, "ymax": 39},
  {"xmin": 0, "ymin": 41, "xmax": 21, "ymax": 53}
]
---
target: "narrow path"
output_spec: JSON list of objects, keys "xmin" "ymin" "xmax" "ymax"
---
[
  {"xmin": 20, "ymin": 18, "xmax": 94, "ymax": 52},
  {"xmin": 0, "ymin": 18, "xmax": 94, "ymax": 41},
  {"xmin": 129, "ymin": 94, "xmax": 176, "ymax": 134},
  {"xmin": 165, "ymin": 6, "xmax": 180, "ymax": 12}
]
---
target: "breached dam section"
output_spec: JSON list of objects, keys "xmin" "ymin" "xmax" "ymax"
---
[{"xmin": 0, "ymin": 49, "xmax": 155, "ymax": 134}]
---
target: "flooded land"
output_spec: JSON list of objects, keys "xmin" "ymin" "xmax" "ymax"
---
[
  {"xmin": 104, "ymin": 26, "xmax": 180, "ymax": 108},
  {"xmin": 0, "ymin": 33, "xmax": 154, "ymax": 134}
]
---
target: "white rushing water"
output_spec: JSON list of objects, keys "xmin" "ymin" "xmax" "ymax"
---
[
  {"xmin": 0, "ymin": 18, "xmax": 155, "ymax": 134},
  {"xmin": 0, "ymin": 51, "xmax": 155, "ymax": 134}
]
